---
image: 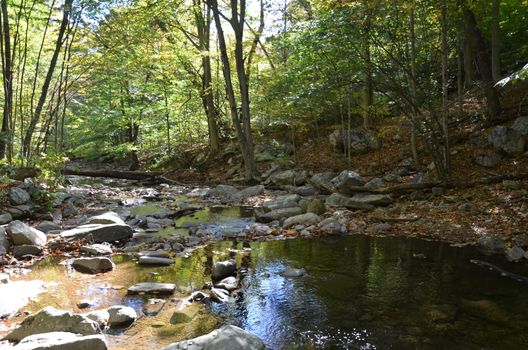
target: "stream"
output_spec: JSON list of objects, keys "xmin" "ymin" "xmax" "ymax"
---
[{"xmin": 2, "ymin": 176, "xmax": 528, "ymax": 349}]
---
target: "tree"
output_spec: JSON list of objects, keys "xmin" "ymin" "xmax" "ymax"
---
[{"xmin": 208, "ymin": 0, "xmax": 257, "ymax": 181}]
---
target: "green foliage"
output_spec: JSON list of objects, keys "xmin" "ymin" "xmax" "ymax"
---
[{"xmin": 32, "ymin": 153, "xmax": 68, "ymax": 190}]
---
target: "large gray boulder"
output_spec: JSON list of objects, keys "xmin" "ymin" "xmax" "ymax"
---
[
  {"xmin": 161, "ymin": 325, "xmax": 265, "ymax": 350},
  {"xmin": 331, "ymin": 171, "xmax": 366, "ymax": 195},
  {"xmin": 488, "ymin": 126, "xmax": 526, "ymax": 156},
  {"xmin": 72, "ymin": 257, "xmax": 114, "ymax": 274},
  {"xmin": 9, "ymin": 187, "xmax": 31, "ymax": 206},
  {"xmin": 4, "ymin": 307, "xmax": 101, "ymax": 342},
  {"xmin": 512, "ymin": 116, "xmax": 528, "ymax": 137},
  {"xmin": 212, "ymin": 260, "xmax": 237, "ymax": 280},
  {"xmin": 329, "ymin": 129, "xmax": 379, "ymax": 154},
  {"xmin": 283, "ymin": 213, "xmax": 320, "ymax": 229},
  {"xmin": 6, "ymin": 221, "xmax": 47, "ymax": 246},
  {"xmin": 13, "ymin": 245, "xmax": 43, "ymax": 259},
  {"xmin": 127, "ymin": 282, "xmax": 176, "ymax": 295},
  {"xmin": 13, "ymin": 332, "xmax": 107, "ymax": 350}
]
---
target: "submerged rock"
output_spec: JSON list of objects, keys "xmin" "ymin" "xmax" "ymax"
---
[
  {"xmin": 138, "ymin": 256, "xmax": 174, "ymax": 266},
  {"xmin": 279, "ymin": 267, "xmax": 306, "ymax": 278},
  {"xmin": 161, "ymin": 325, "xmax": 265, "ymax": 350},
  {"xmin": 127, "ymin": 282, "xmax": 176, "ymax": 295},
  {"xmin": 13, "ymin": 332, "xmax": 107, "ymax": 350},
  {"xmin": 4, "ymin": 306, "xmax": 100, "ymax": 342},
  {"xmin": 6, "ymin": 221, "xmax": 47, "ymax": 246}
]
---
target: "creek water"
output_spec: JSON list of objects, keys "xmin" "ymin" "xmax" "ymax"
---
[{"xmin": 4, "ymin": 235, "xmax": 528, "ymax": 349}]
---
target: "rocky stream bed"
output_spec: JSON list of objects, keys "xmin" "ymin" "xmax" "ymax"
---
[{"xmin": 1, "ymin": 174, "xmax": 528, "ymax": 349}]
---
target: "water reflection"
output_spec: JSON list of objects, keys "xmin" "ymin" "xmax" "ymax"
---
[{"xmin": 6, "ymin": 235, "xmax": 528, "ymax": 349}]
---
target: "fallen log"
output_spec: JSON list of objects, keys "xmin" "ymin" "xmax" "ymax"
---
[{"xmin": 62, "ymin": 168, "xmax": 163, "ymax": 180}]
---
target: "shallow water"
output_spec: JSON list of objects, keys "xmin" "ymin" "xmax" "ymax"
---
[{"xmin": 4, "ymin": 235, "xmax": 528, "ymax": 349}]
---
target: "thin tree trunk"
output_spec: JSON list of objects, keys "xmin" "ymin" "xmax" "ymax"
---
[
  {"xmin": 0, "ymin": 0, "xmax": 12, "ymax": 161},
  {"xmin": 408, "ymin": 0, "xmax": 419, "ymax": 165},
  {"xmin": 362, "ymin": 0, "xmax": 373, "ymax": 129},
  {"xmin": 22, "ymin": 0, "xmax": 73, "ymax": 158},
  {"xmin": 440, "ymin": 0, "xmax": 450, "ymax": 175}
]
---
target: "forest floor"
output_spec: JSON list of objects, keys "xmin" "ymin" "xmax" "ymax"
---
[{"xmin": 166, "ymin": 113, "xmax": 528, "ymax": 247}]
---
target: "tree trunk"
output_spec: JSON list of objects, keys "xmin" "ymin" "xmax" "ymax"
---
[
  {"xmin": 491, "ymin": 0, "xmax": 501, "ymax": 81},
  {"xmin": 0, "ymin": 0, "xmax": 12, "ymax": 161},
  {"xmin": 464, "ymin": 7, "xmax": 502, "ymax": 122},
  {"xmin": 208, "ymin": 0, "xmax": 257, "ymax": 181},
  {"xmin": 408, "ymin": 0, "xmax": 419, "ymax": 165},
  {"xmin": 22, "ymin": 0, "xmax": 72, "ymax": 158},
  {"xmin": 440, "ymin": 0, "xmax": 450, "ymax": 175}
]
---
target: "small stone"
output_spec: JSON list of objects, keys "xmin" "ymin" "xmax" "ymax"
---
[
  {"xmin": 80, "ymin": 244, "xmax": 113, "ymax": 256},
  {"xmin": 72, "ymin": 257, "xmax": 114, "ymax": 274},
  {"xmin": 319, "ymin": 218, "xmax": 343, "ymax": 235},
  {"xmin": 431, "ymin": 187, "xmax": 445, "ymax": 196},
  {"xmin": 215, "ymin": 276, "xmax": 238, "ymax": 291},
  {"xmin": 212, "ymin": 260, "xmax": 237, "ymax": 280},
  {"xmin": 138, "ymin": 256, "xmax": 174, "ymax": 266},
  {"xmin": 127, "ymin": 282, "xmax": 176, "ymax": 295},
  {"xmin": 283, "ymin": 213, "xmax": 319, "ymax": 229},
  {"xmin": 38, "ymin": 221, "xmax": 61, "ymax": 233},
  {"xmin": 368, "ymin": 223, "xmax": 392, "ymax": 233},
  {"xmin": 13, "ymin": 245, "xmax": 43, "ymax": 259},
  {"xmin": 77, "ymin": 300, "xmax": 93, "ymax": 309}
]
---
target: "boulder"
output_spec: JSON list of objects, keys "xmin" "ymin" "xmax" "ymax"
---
[
  {"xmin": 506, "ymin": 246, "xmax": 525, "ymax": 262},
  {"xmin": 512, "ymin": 116, "xmax": 528, "ymax": 137},
  {"xmin": 162, "ymin": 326, "xmax": 266, "ymax": 350},
  {"xmin": 488, "ymin": 126, "xmax": 526, "ymax": 156},
  {"xmin": 319, "ymin": 218, "xmax": 343, "ymax": 235},
  {"xmin": 0, "ymin": 213, "xmax": 12, "ymax": 225},
  {"xmin": 210, "ymin": 288, "xmax": 233, "ymax": 303},
  {"xmin": 83, "ymin": 310, "xmax": 109, "ymax": 328},
  {"xmin": 283, "ymin": 213, "xmax": 319, "ymax": 229},
  {"xmin": 127, "ymin": 282, "xmax": 176, "ymax": 295},
  {"xmin": 161, "ymin": 325, "xmax": 265, "ymax": 350},
  {"xmin": 325, "ymin": 193, "xmax": 374, "ymax": 210},
  {"xmin": 13, "ymin": 332, "xmax": 107, "ymax": 350},
  {"xmin": 107, "ymin": 306, "xmax": 136, "ymax": 327},
  {"xmin": 329, "ymin": 129, "xmax": 379, "ymax": 154},
  {"xmin": 267, "ymin": 170, "xmax": 307, "ymax": 186},
  {"xmin": 477, "ymin": 235, "xmax": 505, "ymax": 253},
  {"xmin": 263, "ymin": 194, "xmax": 301, "ymax": 211},
  {"xmin": 474, "ymin": 152, "xmax": 502, "ymax": 168},
  {"xmin": 86, "ymin": 212, "xmax": 126, "ymax": 225},
  {"xmin": 0, "ymin": 227, "xmax": 9, "ymax": 255},
  {"xmin": 37, "ymin": 221, "xmax": 61, "ymax": 233},
  {"xmin": 4, "ymin": 306, "xmax": 101, "ymax": 342},
  {"xmin": 72, "ymin": 257, "xmax": 114, "ymax": 274},
  {"xmin": 331, "ymin": 171, "xmax": 366, "ymax": 195},
  {"xmin": 6, "ymin": 221, "xmax": 47, "ymax": 246},
  {"xmin": 13, "ymin": 245, "xmax": 43, "ymax": 259},
  {"xmin": 80, "ymin": 244, "xmax": 113, "ymax": 256},
  {"xmin": 60, "ymin": 223, "xmax": 133, "ymax": 243},
  {"xmin": 212, "ymin": 260, "xmax": 237, "ymax": 280},
  {"xmin": 9, "ymin": 187, "xmax": 31, "ymax": 206},
  {"xmin": 206, "ymin": 185, "xmax": 238, "ymax": 200},
  {"xmin": 306, "ymin": 198, "xmax": 326, "ymax": 215},
  {"xmin": 255, "ymin": 207, "xmax": 303, "ymax": 223},
  {"xmin": 231, "ymin": 185, "xmax": 265, "ymax": 202},
  {"xmin": 284, "ymin": 185, "xmax": 318, "ymax": 197},
  {"xmin": 364, "ymin": 177, "xmax": 384, "ymax": 190},
  {"xmin": 309, "ymin": 172, "xmax": 336, "ymax": 193},
  {"xmin": 138, "ymin": 256, "xmax": 174, "ymax": 266},
  {"xmin": 214, "ymin": 276, "xmax": 238, "ymax": 291}
]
